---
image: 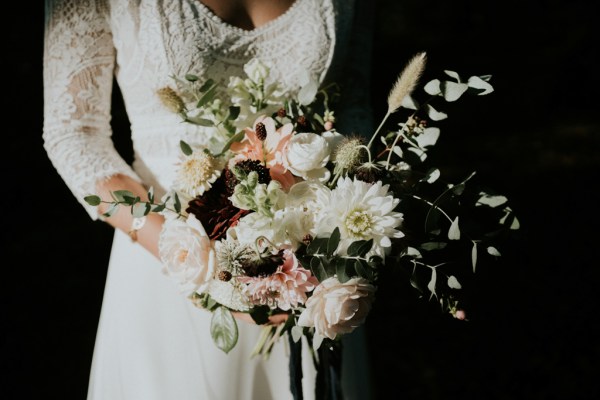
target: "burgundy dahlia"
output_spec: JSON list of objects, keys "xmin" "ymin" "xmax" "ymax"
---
[{"xmin": 186, "ymin": 173, "xmax": 250, "ymax": 241}]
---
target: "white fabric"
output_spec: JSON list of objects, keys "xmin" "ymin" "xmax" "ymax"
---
[{"xmin": 43, "ymin": 0, "xmax": 374, "ymax": 399}]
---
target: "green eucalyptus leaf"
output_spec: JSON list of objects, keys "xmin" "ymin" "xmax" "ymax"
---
[
  {"xmin": 421, "ymin": 242, "xmax": 447, "ymax": 251},
  {"xmin": 487, "ymin": 246, "xmax": 501, "ymax": 257},
  {"xmin": 414, "ymin": 127, "xmax": 440, "ymax": 148},
  {"xmin": 444, "ymin": 70, "xmax": 462, "ymax": 82},
  {"xmin": 447, "ymin": 275, "xmax": 462, "ymax": 289},
  {"xmin": 132, "ymin": 202, "xmax": 148, "ymax": 218},
  {"xmin": 422, "ymin": 168, "xmax": 440, "ymax": 184},
  {"xmin": 410, "ymin": 274, "xmax": 423, "ymax": 292},
  {"xmin": 152, "ymin": 204, "xmax": 166, "ymax": 213},
  {"xmin": 210, "ymin": 306, "xmax": 238, "ymax": 354},
  {"xmin": 467, "ymin": 75, "xmax": 494, "ymax": 95},
  {"xmin": 103, "ymin": 203, "xmax": 119, "ymax": 218},
  {"xmin": 452, "ymin": 183, "xmax": 466, "ymax": 196},
  {"xmin": 472, "ymin": 242, "xmax": 478, "ymax": 273},
  {"xmin": 84, "ymin": 195, "xmax": 102, "ymax": 206},
  {"xmin": 368, "ymin": 255, "xmax": 384, "ymax": 269},
  {"xmin": 448, "ymin": 216, "xmax": 460, "ymax": 240},
  {"xmin": 185, "ymin": 74, "xmax": 199, "ymax": 82},
  {"xmin": 403, "ymin": 247, "xmax": 423, "ymax": 259},
  {"xmin": 354, "ymin": 259, "xmax": 371, "ymax": 280},
  {"xmin": 347, "ymin": 239, "xmax": 373, "ymax": 257},
  {"xmin": 185, "ymin": 116, "xmax": 214, "ymax": 126},
  {"xmin": 335, "ymin": 258, "xmax": 349, "ymax": 283},
  {"xmin": 441, "ymin": 81, "xmax": 469, "ymax": 102},
  {"xmin": 476, "ymin": 193, "xmax": 508, "ymax": 208},
  {"xmin": 218, "ymin": 131, "xmax": 245, "ymax": 155},
  {"xmin": 310, "ymin": 257, "xmax": 328, "ymax": 282},
  {"xmin": 427, "ymin": 268, "xmax": 437, "ymax": 300},
  {"xmin": 401, "ymin": 94, "xmax": 419, "ymax": 110},
  {"xmin": 180, "ymin": 140, "xmax": 193, "ymax": 156},
  {"xmin": 307, "ymin": 237, "xmax": 328, "ymax": 255},
  {"xmin": 199, "ymin": 78, "xmax": 215, "ymax": 92},
  {"xmin": 500, "ymin": 207, "xmax": 521, "ymax": 230},
  {"xmin": 425, "ymin": 104, "xmax": 448, "ymax": 121},
  {"xmin": 147, "ymin": 187, "xmax": 155, "ymax": 203},
  {"xmin": 424, "ymin": 79, "xmax": 442, "ymax": 96},
  {"xmin": 392, "ymin": 145, "xmax": 403, "ymax": 157},
  {"xmin": 197, "ymin": 84, "xmax": 217, "ymax": 107},
  {"xmin": 111, "ymin": 190, "xmax": 135, "ymax": 203},
  {"xmin": 327, "ymin": 227, "xmax": 341, "ymax": 257},
  {"xmin": 406, "ymin": 146, "xmax": 427, "ymax": 162},
  {"xmin": 174, "ymin": 192, "xmax": 181, "ymax": 214}
]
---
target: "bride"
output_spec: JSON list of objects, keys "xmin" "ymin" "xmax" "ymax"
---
[{"xmin": 43, "ymin": 0, "xmax": 374, "ymax": 398}]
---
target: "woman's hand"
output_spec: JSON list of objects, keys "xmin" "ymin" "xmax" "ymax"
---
[{"xmin": 232, "ymin": 311, "xmax": 289, "ymax": 326}]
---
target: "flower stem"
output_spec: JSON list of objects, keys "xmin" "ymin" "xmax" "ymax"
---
[{"xmin": 366, "ymin": 112, "xmax": 391, "ymax": 150}]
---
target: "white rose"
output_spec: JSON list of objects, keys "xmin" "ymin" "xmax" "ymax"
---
[
  {"xmin": 158, "ymin": 214, "xmax": 216, "ymax": 296},
  {"xmin": 285, "ymin": 132, "xmax": 331, "ymax": 182},
  {"xmin": 297, "ymin": 276, "xmax": 376, "ymax": 339}
]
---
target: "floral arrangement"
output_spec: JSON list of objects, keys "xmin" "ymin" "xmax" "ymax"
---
[{"xmin": 85, "ymin": 53, "xmax": 519, "ymax": 399}]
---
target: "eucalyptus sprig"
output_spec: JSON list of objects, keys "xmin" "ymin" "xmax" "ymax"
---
[{"xmin": 84, "ymin": 187, "xmax": 184, "ymax": 219}]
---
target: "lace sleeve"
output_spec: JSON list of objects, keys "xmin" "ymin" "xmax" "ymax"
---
[{"xmin": 43, "ymin": 0, "xmax": 141, "ymax": 220}]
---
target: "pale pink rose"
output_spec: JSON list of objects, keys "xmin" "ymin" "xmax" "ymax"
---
[
  {"xmin": 297, "ymin": 276, "xmax": 376, "ymax": 339},
  {"xmin": 239, "ymin": 249, "xmax": 318, "ymax": 311},
  {"xmin": 158, "ymin": 214, "xmax": 216, "ymax": 296}
]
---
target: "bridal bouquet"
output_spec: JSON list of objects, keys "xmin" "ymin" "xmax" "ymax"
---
[{"xmin": 85, "ymin": 53, "xmax": 519, "ymax": 399}]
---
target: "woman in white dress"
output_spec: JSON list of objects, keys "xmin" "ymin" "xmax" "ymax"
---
[{"xmin": 43, "ymin": 0, "xmax": 374, "ymax": 399}]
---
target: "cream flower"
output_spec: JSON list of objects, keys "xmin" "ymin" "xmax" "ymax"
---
[
  {"xmin": 174, "ymin": 149, "xmax": 224, "ymax": 197},
  {"xmin": 297, "ymin": 276, "xmax": 376, "ymax": 339},
  {"xmin": 316, "ymin": 177, "xmax": 405, "ymax": 257},
  {"xmin": 239, "ymin": 249, "xmax": 318, "ymax": 311},
  {"xmin": 232, "ymin": 181, "xmax": 331, "ymax": 250},
  {"xmin": 158, "ymin": 215, "xmax": 216, "ymax": 296},
  {"xmin": 284, "ymin": 132, "xmax": 331, "ymax": 182}
]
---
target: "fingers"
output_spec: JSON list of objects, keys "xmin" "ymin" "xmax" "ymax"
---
[{"xmin": 231, "ymin": 311, "xmax": 289, "ymax": 326}]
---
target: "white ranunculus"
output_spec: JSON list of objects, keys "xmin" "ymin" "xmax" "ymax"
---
[
  {"xmin": 285, "ymin": 132, "xmax": 331, "ymax": 182},
  {"xmin": 158, "ymin": 215, "xmax": 216, "ymax": 296},
  {"xmin": 297, "ymin": 277, "xmax": 376, "ymax": 340}
]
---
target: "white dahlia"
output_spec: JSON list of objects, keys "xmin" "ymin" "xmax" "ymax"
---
[{"xmin": 316, "ymin": 177, "xmax": 405, "ymax": 257}]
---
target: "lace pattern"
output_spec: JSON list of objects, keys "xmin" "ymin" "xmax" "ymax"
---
[{"xmin": 43, "ymin": 0, "xmax": 373, "ymax": 220}]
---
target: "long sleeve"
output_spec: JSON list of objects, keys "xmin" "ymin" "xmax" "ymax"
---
[{"xmin": 43, "ymin": 0, "xmax": 141, "ymax": 220}]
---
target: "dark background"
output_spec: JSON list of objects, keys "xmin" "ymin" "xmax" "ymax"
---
[{"xmin": 2, "ymin": 1, "xmax": 598, "ymax": 399}]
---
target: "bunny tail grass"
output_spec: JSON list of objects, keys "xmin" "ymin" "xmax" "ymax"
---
[{"xmin": 387, "ymin": 52, "xmax": 427, "ymax": 114}]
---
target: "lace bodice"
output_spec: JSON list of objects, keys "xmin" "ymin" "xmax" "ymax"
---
[{"xmin": 43, "ymin": 0, "xmax": 373, "ymax": 219}]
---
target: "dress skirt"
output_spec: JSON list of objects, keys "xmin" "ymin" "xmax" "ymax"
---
[{"xmin": 87, "ymin": 230, "xmax": 371, "ymax": 400}]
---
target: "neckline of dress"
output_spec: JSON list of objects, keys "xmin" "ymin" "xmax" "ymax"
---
[{"xmin": 192, "ymin": 0, "xmax": 305, "ymax": 36}]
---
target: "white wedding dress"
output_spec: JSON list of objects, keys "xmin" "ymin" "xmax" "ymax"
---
[{"xmin": 43, "ymin": 1, "xmax": 374, "ymax": 399}]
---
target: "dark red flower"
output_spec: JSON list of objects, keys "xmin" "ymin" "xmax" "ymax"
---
[{"xmin": 186, "ymin": 171, "xmax": 251, "ymax": 241}]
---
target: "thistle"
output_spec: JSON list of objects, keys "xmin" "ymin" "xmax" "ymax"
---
[{"xmin": 366, "ymin": 52, "xmax": 427, "ymax": 149}]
